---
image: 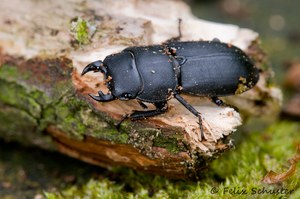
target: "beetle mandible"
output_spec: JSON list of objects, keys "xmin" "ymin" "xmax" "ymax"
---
[{"xmin": 81, "ymin": 40, "xmax": 259, "ymax": 139}]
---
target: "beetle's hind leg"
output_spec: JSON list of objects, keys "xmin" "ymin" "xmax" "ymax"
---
[
  {"xmin": 174, "ymin": 94, "xmax": 205, "ymax": 140},
  {"xmin": 210, "ymin": 96, "xmax": 239, "ymax": 111},
  {"xmin": 116, "ymin": 102, "xmax": 168, "ymax": 129},
  {"xmin": 210, "ymin": 96, "xmax": 225, "ymax": 106}
]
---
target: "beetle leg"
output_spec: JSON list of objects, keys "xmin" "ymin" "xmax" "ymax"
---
[
  {"xmin": 175, "ymin": 56, "xmax": 187, "ymax": 66},
  {"xmin": 210, "ymin": 96, "xmax": 224, "ymax": 106},
  {"xmin": 210, "ymin": 96, "xmax": 239, "ymax": 111},
  {"xmin": 89, "ymin": 91, "xmax": 115, "ymax": 102},
  {"xmin": 212, "ymin": 38, "xmax": 221, "ymax": 42},
  {"xmin": 174, "ymin": 94, "xmax": 205, "ymax": 140},
  {"xmin": 115, "ymin": 102, "xmax": 167, "ymax": 129},
  {"xmin": 138, "ymin": 100, "xmax": 148, "ymax": 110},
  {"xmin": 128, "ymin": 102, "xmax": 167, "ymax": 119}
]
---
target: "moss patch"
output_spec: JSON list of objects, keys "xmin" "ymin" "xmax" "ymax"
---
[
  {"xmin": 152, "ymin": 132, "xmax": 184, "ymax": 154},
  {"xmin": 70, "ymin": 17, "xmax": 96, "ymax": 45},
  {"xmin": 0, "ymin": 61, "xmax": 127, "ymax": 145},
  {"xmin": 45, "ymin": 179, "xmax": 124, "ymax": 199}
]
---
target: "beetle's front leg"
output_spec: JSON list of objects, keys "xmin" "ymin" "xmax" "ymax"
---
[
  {"xmin": 174, "ymin": 94, "xmax": 205, "ymax": 140},
  {"xmin": 129, "ymin": 102, "xmax": 168, "ymax": 119},
  {"xmin": 116, "ymin": 102, "xmax": 167, "ymax": 129}
]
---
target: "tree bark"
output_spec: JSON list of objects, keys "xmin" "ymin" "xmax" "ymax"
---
[{"xmin": 0, "ymin": 0, "xmax": 281, "ymax": 179}]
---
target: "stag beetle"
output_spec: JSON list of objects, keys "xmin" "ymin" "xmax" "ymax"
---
[{"xmin": 81, "ymin": 40, "xmax": 259, "ymax": 139}]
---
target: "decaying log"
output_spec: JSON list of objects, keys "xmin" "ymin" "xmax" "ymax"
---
[{"xmin": 0, "ymin": 0, "xmax": 281, "ymax": 179}]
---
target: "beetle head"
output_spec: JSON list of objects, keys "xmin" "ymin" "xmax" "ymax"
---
[
  {"xmin": 102, "ymin": 52, "xmax": 143, "ymax": 101},
  {"xmin": 81, "ymin": 60, "xmax": 115, "ymax": 102},
  {"xmin": 82, "ymin": 51, "xmax": 144, "ymax": 102}
]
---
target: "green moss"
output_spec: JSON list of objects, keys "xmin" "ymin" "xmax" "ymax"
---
[
  {"xmin": 45, "ymin": 121, "xmax": 300, "ymax": 198},
  {"xmin": 70, "ymin": 17, "xmax": 93, "ymax": 45},
  {"xmin": 41, "ymin": 92, "xmax": 127, "ymax": 142},
  {"xmin": 153, "ymin": 133, "xmax": 183, "ymax": 154},
  {"xmin": 0, "ymin": 104, "xmax": 37, "ymax": 141},
  {"xmin": 0, "ymin": 62, "xmax": 127, "ymax": 144},
  {"xmin": 0, "ymin": 80, "xmax": 40, "ymax": 117},
  {"xmin": 0, "ymin": 64, "xmax": 18, "ymax": 79},
  {"xmin": 126, "ymin": 126, "xmax": 185, "ymax": 155},
  {"xmin": 0, "ymin": 64, "xmax": 32, "ymax": 82},
  {"xmin": 44, "ymin": 179, "xmax": 124, "ymax": 199},
  {"xmin": 291, "ymin": 188, "xmax": 300, "ymax": 198},
  {"xmin": 0, "ymin": 103, "xmax": 54, "ymax": 148}
]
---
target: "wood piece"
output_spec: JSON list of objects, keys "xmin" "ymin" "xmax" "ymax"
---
[{"xmin": 0, "ymin": 0, "xmax": 281, "ymax": 179}]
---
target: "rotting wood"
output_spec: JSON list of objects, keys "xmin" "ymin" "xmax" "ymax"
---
[{"xmin": 0, "ymin": 0, "xmax": 281, "ymax": 179}]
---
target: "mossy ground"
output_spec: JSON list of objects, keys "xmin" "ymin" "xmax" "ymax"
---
[{"xmin": 39, "ymin": 121, "xmax": 299, "ymax": 199}]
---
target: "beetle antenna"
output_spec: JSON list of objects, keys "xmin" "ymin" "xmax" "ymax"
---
[{"xmin": 177, "ymin": 18, "xmax": 182, "ymax": 39}]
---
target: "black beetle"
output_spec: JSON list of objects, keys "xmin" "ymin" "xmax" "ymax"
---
[{"xmin": 81, "ymin": 40, "xmax": 259, "ymax": 139}]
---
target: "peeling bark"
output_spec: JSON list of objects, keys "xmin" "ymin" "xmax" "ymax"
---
[{"xmin": 0, "ymin": 0, "xmax": 281, "ymax": 179}]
